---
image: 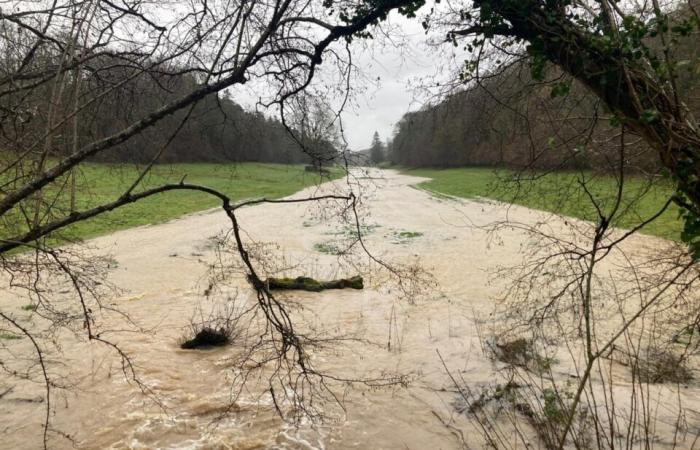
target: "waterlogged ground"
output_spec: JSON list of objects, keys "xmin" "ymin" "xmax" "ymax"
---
[{"xmin": 1, "ymin": 169, "xmax": 698, "ymax": 449}]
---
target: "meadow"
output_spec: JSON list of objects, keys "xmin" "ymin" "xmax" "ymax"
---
[
  {"xmin": 402, "ymin": 167, "xmax": 682, "ymax": 241},
  {"xmin": 2, "ymin": 163, "xmax": 341, "ymax": 243}
]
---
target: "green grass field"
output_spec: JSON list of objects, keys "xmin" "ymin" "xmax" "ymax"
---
[
  {"xmin": 3, "ymin": 163, "xmax": 341, "ymax": 243},
  {"xmin": 401, "ymin": 167, "xmax": 682, "ymax": 241}
]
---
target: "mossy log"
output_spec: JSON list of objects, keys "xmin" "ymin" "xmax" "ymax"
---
[{"xmin": 266, "ymin": 275, "xmax": 363, "ymax": 292}]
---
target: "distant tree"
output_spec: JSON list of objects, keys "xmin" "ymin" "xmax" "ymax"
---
[
  {"xmin": 369, "ymin": 131, "xmax": 385, "ymax": 164},
  {"xmin": 287, "ymin": 95, "xmax": 341, "ymax": 170}
]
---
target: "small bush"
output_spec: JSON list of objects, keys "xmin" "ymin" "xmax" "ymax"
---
[
  {"xmin": 180, "ymin": 297, "xmax": 241, "ymax": 350},
  {"xmin": 459, "ymin": 380, "xmax": 589, "ymax": 450},
  {"xmin": 672, "ymin": 324, "xmax": 699, "ymax": 345},
  {"xmin": 460, "ymin": 381, "xmax": 520, "ymax": 414},
  {"xmin": 542, "ymin": 388, "xmax": 566, "ymax": 424},
  {"xmin": 181, "ymin": 327, "xmax": 230, "ymax": 349},
  {"xmin": 632, "ymin": 347, "xmax": 693, "ymax": 384},
  {"xmin": 488, "ymin": 337, "xmax": 556, "ymax": 374}
]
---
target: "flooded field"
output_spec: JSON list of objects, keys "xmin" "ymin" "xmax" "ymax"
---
[{"xmin": 2, "ymin": 170, "xmax": 698, "ymax": 449}]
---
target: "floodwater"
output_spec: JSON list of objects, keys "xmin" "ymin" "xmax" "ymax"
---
[{"xmin": 1, "ymin": 169, "xmax": 699, "ymax": 449}]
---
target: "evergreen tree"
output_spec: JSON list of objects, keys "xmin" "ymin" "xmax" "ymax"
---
[{"xmin": 369, "ymin": 131, "xmax": 384, "ymax": 164}]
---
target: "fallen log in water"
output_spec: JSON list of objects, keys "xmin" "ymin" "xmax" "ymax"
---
[{"xmin": 266, "ymin": 275, "xmax": 363, "ymax": 292}]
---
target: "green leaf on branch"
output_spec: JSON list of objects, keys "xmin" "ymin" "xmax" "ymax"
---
[
  {"xmin": 640, "ymin": 109, "xmax": 661, "ymax": 124},
  {"xmin": 550, "ymin": 81, "xmax": 571, "ymax": 98}
]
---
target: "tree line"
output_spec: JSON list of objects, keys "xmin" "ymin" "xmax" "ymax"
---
[
  {"xmin": 387, "ymin": 0, "xmax": 700, "ymax": 172},
  {"xmin": 1, "ymin": 53, "xmax": 333, "ymax": 166}
]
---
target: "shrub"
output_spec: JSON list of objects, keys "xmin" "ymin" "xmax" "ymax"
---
[
  {"xmin": 180, "ymin": 296, "xmax": 241, "ymax": 350},
  {"xmin": 488, "ymin": 337, "xmax": 556, "ymax": 374},
  {"xmin": 632, "ymin": 346, "xmax": 693, "ymax": 384}
]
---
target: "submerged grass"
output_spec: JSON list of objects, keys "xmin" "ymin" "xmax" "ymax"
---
[
  {"xmin": 402, "ymin": 167, "xmax": 682, "ymax": 241},
  {"xmin": 0, "ymin": 332, "xmax": 21, "ymax": 340},
  {"xmin": 313, "ymin": 242, "xmax": 344, "ymax": 255},
  {"xmin": 396, "ymin": 230, "xmax": 423, "ymax": 239},
  {"xmin": 387, "ymin": 229, "xmax": 424, "ymax": 244},
  {"xmin": 325, "ymin": 223, "xmax": 381, "ymax": 237}
]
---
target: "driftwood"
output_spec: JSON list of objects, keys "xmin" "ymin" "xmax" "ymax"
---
[{"xmin": 266, "ymin": 276, "xmax": 363, "ymax": 292}]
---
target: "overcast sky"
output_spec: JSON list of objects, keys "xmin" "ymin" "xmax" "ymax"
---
[
  {"xmin": 232, "ymin": 6, "xmax": 454, "ymax": 151},
  {"xmin": 338, "ymin": 13, "xmax": 440, "ymax": 150}
]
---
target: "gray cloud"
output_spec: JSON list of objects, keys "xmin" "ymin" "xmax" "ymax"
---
[{"xmin": 340, "ymin": 13, "xmax": 438, "ymax": 150}]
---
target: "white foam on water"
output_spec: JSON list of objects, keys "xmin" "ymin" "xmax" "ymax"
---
[{"xmin": 275, "ymin": 430, "xmax": 325, "ymax": 450}]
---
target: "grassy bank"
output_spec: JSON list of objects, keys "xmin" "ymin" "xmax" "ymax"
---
[
  {"xmin": 401, "ymin": 167, "xmax": 681, "ymax": 241},
  {"xmin": 4, "ymin": 163, "xmax": 342, "ymax": 242}
]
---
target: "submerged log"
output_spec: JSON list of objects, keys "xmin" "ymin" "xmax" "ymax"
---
[{"xmin": 266, "ymin": 275, "xmax": 363, "ymax": 292}]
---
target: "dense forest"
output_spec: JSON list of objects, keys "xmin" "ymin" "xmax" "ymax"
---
[
  {"xmin": 92, "ymin": 71, "xmax": 317, "ymax": 164},
  {"xmin": 388, "ymin": 0, "xmax": 700, "ymax": 171},
  {"xmin": 1, "ymin": 54, "xmax": 335, "ymax": 165}
]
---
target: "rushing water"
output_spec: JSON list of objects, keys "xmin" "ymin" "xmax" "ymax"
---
[{"xmin": 1, "ymin": 170, "xmax": 697, "ymax": 449}]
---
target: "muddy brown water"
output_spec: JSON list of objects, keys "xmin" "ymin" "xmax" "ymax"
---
[{"xmin": 1, "ymin": 169, "xmax": 698, "ymax": 449}]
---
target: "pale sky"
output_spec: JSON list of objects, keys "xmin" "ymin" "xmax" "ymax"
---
[
  {"xmin": 111, "ymin": 0, "xmax": 448, "ymax": 152},
  {"xmin": 322, "ymin": 5, "xmax": 465, "ymax": 150},
  {"xmin": 232, "ymin": 5, "xmax": 457, "ymax": 151},
  {"xmin": 338, "ymin": 12, "xmax": 442, "ymax": 150}
]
